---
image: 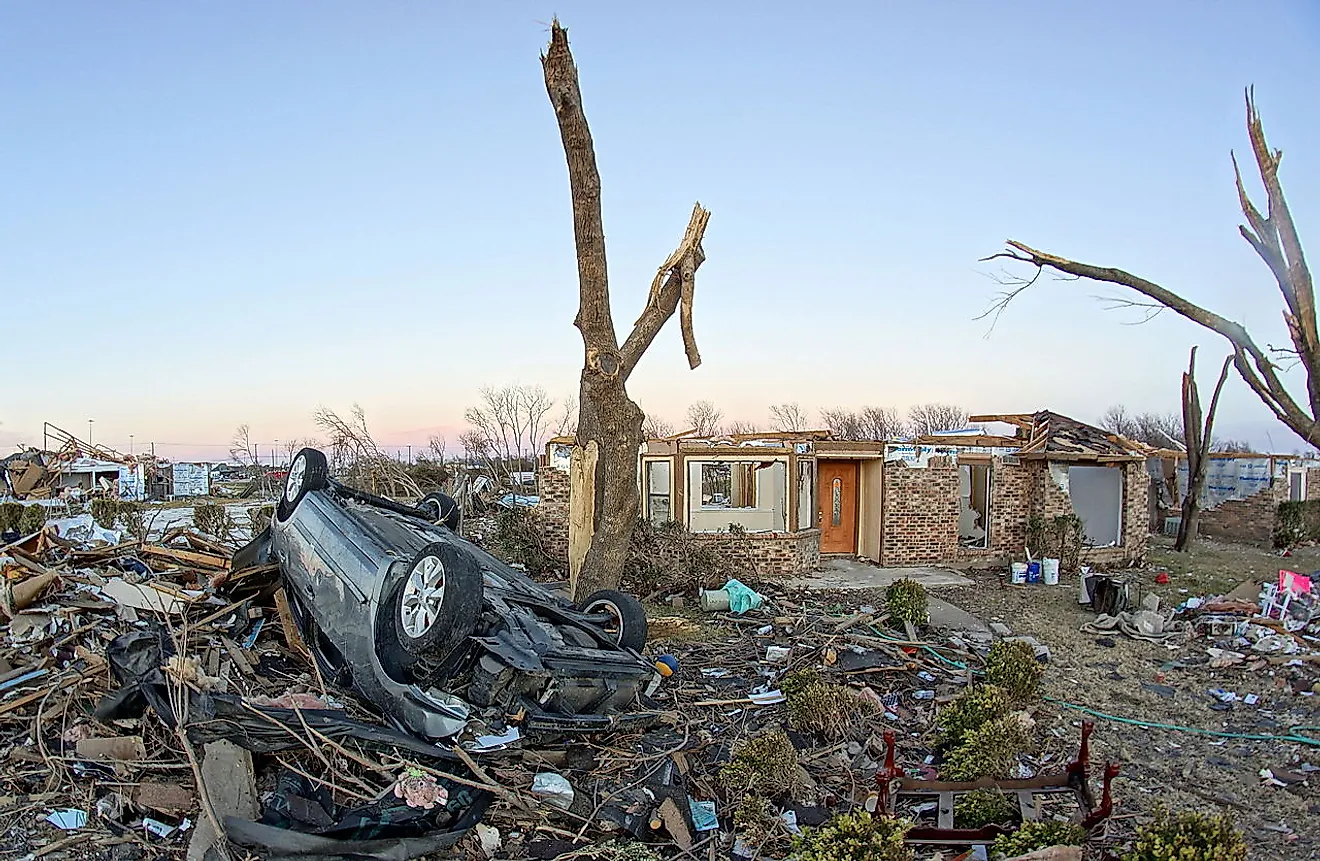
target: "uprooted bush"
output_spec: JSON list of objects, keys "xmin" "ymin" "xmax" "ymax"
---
[
  {"xmin": 116, "ymin": 501, "xmax": 147, "ymax": 541},
  {"xmin": 952, "ymin": 787, "xmax": 1016, "ymax": 830},
  {"xmin": 18, "ymin": 504, "xmax": 48, "ymax": 536},
  {"xmin": 248, "ymin": 504, "xmax": 275, "ymax": 535},
  {"xmin": 781, "ymin": 669, "xmax": 878, "ymax": 738},
  {"xmin": 1124, "ymin": 807, "xmax": 1246, "ymax": 861},
  {"xmin": 718, "ymin": 729, "xmax": 801, "ymax": 796},
  {"xmin": 884, "ymin": 578, "xmax": 928, "ymax": 626},
  {"xmin": 789, "ymin": 811, "xmax": 912, "ymax": 861},
  {"xmin": 985, "ymin": 640, "xmax": 1043, "ymax": 704},
  {"xmin": 733, "ymin": 794, "xmax": 779, "ymax": 848},
  {"xmin": 937, "ymin": 685, "xmax": 1012, "ymax": 749},
  {"xmin": 940, "ymin": 713, "xmax": 1033, "ymax": 781},
  {"xmin": 992, "ymin": 820, "xmax": 1086, "ymax": 858},
  {"xmin": 0, "ymin": 501, "xmax": 24, "ymax": 533}
]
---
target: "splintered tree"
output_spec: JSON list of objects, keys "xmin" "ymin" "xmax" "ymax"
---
[
  {"xmin": 543, "ymin": 21, "xmax": 711, "ymax": 598},
  {"xmin": 1176, "ymin": 347, "xmax": 1234, "ymax": 551},
  {"xmin": 983, "ymin": 90, "xmax": 1318, "ymax": 448}
]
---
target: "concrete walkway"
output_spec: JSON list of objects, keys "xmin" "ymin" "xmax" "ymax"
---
[{"xmin": 788, "ymin": 556, "xmax": 989, "ymax": 634}]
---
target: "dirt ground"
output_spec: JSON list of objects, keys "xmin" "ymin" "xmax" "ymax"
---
[{"xmin": 929, "ymin": 535, "xmax": 1320, "ymax": 860}]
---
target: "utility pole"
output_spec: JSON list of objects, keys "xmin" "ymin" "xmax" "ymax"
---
[
  {"xmin": 274, "ymin": 439, "xmax": 279, "ymax": 468},
  {"xmin": 129, "ymin": 434, "xmax": 134, "ymax": 456},
  {"xmin": 151, "ymin": 441, "xmax": 156, "ymax": 458},
  {"xmin": 88, "ymin": 418, "xmax": 94, "ymax": 446},
  {"xmin": 407, "ymin": 444, "xmax": 412, "ymax": 465}
]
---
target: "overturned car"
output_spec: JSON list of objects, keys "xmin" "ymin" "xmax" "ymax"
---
[{"xmin": 237, "ymin": 448, "xmax": 655, "ymax": 740}]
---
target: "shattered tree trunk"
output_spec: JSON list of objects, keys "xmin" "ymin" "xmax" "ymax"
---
[
  {"xmin": 984, "ymin": 90, "xmax": 1319, "ymax": 449},
  {"xmin": 1174, "ymin": 347, "xmax": 1234, "ymax": 552},
  {"xmin": 542, "ymin": 21, "xmax": 710, "ymax": 599}
]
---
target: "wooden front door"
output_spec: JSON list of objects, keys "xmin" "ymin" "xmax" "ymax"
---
[{"xmin": 818, "ymin": 460, "xmax": 859, "ymax": 554}]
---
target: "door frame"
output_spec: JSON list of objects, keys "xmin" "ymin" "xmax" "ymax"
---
[{"xmin": 818, "ymin": 458, "xmax": 861, "ymax": 555}]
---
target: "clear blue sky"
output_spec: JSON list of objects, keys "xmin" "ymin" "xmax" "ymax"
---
[{"xmin": 3, "ymin": 2, "xmax": 1318, "ymax": 460}]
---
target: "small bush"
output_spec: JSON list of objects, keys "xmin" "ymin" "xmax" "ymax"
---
[
  {"xmin": 885, "ymin": 578, "xmax": 928, "ymax": 625},
  {"xmin": 941, "ymin": 714, "xmax": 1031, "ymax": 781},
  {"xmin": 790, "ymin": 811, "xmax": 912, "ymax": 861},
  {"xmin": 992, "ymin": 820, "xmax": 1086, "ymax": 858},
  {"xmin": 985, "ymin": 640, "xmax": 1043, "ymax": 704},
  {"xmin": 622, "ymin": 519, "xmax": 743, "ymax": 596},
  {"xmin": 781, "ymin": 669, "xmax": 878, "ymax": 738},
  {"xmin": 116, "ymin": 501, "xmax": 147, "ymax": 540},
  {"xmin": 18, "ymin": 504, "xmax": 48, "ymax": 536},
  {"xmin": 90, "ymin": 498, "xmax": 119, "ymax": 530},
  {"xmin": 1124, "ymin": 807, "xmax": 1246, "ymax": 861},
  {"xmin": 1273, "ymin": 500, "xmax": 1320, "ymax": 549},
  {"xmin": 937, "ymin": 685, "xmax": 1011, "ymax": 749},
  {"xmin": 718, "ymin": 729, "xmax": 800, "ymax": 796},
  {"xmin": 194, "ymin": 503, "xmax": 235, "ymax": 538},
  {"xmin": 0, "ymin": 501, "xmax": 24, "ymax": 532},
  {"xmin": 953, "ymin": 787, "xmax": 1015, "ymax": 830},
  {"xmin": 248, "ymin": 504, "xmax": 274, "ymax": 534},
  {"xmin": 733, "ymin": 794, "xmax": 777, "ymax": 846}
]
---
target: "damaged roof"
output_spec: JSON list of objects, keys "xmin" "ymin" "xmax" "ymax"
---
[{"xmin": 963, "ymin": 410, "xmax": 1151, "ymax": 462}]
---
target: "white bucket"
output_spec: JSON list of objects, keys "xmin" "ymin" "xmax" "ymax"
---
[
  {"xmin": 1042, "ymin": 558, "xmax": 1060, "ymax": 586},
  {"xmin": 1010, "ymin": 562, "xmax": 1028, "ymax": 585}
]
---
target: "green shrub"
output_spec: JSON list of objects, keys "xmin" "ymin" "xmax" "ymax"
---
[
  {"xmin": 1124, "ymin": 807, "xmax": 1246, "ymax": 861},
  {"xmin": 992, "ymin": 820, "xmax": 1086, "ymax": 858},
  {"xmin": 18, "ymin": 504, "xmax": 48, "ymax": 536},
  {"xmin": 941, "ymin": 714, "xmax": 1031, "ymax": 781},
  {"xmin": 937, "ymin": 685, "xmax": 1011, "ymax": 749},
  {"xmin": 781, "ymin": 669, "xmax": 878, "ymax": 738},
  {"xmin": 1273, "ymin": 500, "xmax": 1320, "ymax": 549},
  {"xmin": 885, "ymin": 578, "xmax": 928, "ymax": 625},
  {"xmin": 89, "ymin": 498, "xmax": 119, "ymax": 530},
  {"xmin": 0, "ymin": 501, "xmax": 23, "ymax": 532},
  {"xmin": 733, "ymin": 794, "xmax": 777, "ymax": 846},
  {"xmin": 790, "ymin": 811, "xmax": 911, "ymax": 861},
  {"xmin": 985, "ymin": 640, "xmax": 1043, "ymax": 704},
  {"xmin": 622, "ymin": 519, "xmax": 743, "ymax": 596},
  {"xmin": 718, "ymin": 729, "xmax": 800, "ymax": 796},
  {"xmin": 953, "ymin": 787, "xmax": 1015, "ymax": 830}
]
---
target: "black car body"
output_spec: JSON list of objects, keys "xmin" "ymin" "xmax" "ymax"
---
[{"xmin": 239, "ymin": 448, "xmax": 655, "ymax": 741}]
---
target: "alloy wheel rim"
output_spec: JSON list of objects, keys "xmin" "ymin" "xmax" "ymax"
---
[
  {"xmin": 400, "ymin": 554, "xmax": 447, "ymax": 638},
  {"xmin": 285, "ymin": 455, "xmax": 306, "ymax": 503}
]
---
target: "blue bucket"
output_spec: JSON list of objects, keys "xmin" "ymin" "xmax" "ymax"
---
[{"xmin": 1026, "ymin": 561, "xmax": 1042, "ymax": 584}]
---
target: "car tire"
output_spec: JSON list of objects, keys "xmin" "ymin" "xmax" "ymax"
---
[
  {"xmin": 391, "ymin": 542, "xmax": 483, "ymax": 658},
  {"xmin": 277, "ymin": 448, "xmax": 329, "ymax": 522},
  {"xmin": 578, "ymin": 589, "xmax": 648, "ymax": 652},
  {"xmin": 419, "ymin": 492, "xmax": 462, "ymax": 532}
]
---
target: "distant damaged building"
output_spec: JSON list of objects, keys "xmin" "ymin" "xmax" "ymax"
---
[{"xmin": 538, "ymin": 409, "xmax": 1152, "ymax": 576}]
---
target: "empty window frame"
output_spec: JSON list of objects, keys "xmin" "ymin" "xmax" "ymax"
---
[
  {"xmin": 1068, "ymin": 465, "xmax": 1123, "ymax": 546},
  {"xmin": 698, "ymin": 462, "xmax": 757, "ymax": 509},
  {"xmin": 644, "ymin": 460, "xmax": 673, "ymax": 525},
  {"xmin": 1289, "ymin": 469, "xmax": 1306, "ymax": 502},
  {"xmin": 958, "ymin": 462, "xmax": 991, "ymax": 548},
  {"xmin": 796, "ymin": 460, "xmax": 816, "ymax": 531}
]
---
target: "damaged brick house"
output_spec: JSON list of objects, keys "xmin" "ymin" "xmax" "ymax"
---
[{"xmin": 535, "ymin": 410, "xmax": 1149, "ymax": 578}]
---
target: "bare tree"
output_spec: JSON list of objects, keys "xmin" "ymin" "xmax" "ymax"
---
[
  {"xmin": 1176, "ymin": 347, "xmax": 1235, "ymax": 551},
  {"xmin": 859, "ymin": 406, "xmax": 907, "ymax": 440},
  {"xmin": 819, "ymin": 408, "xmax": 863, "ymax": 440},
  {"xmin": 769, "ymin": 403, "xmax": 810, "ymax": 432},
  {"xmin": 282, "ymin": 437, "xmax": 321, "ymax": 466},
  {"xmin": 553, "ymin": 395, "xmax": 578, "ymax": 438},
  {"xmin": 313, "ymin": 404, "xmax": 421, "ymax": 498},
  {"xmin": 726, "ymin": 419, "xmax": 759, "ymax": 435},
  {"xmin": 544, "ymin": 21, "xmax": 711, "ymax": 598},
  {"xmin": 686, "ymin": 401, "xmax": 724, "ymax": 437},
  {"xmin": 908, "ymin": 403, "xmax": 969, "ymax": 437},
  {"xmin": 1099, "ymin": 405, "xmax": 1184, "ymax": 449},
  {"xmin": 1210, "ymin": 438, "xmax": 1255, "ymax": 453},
  {"xmin": 464, "ymin": 384, "xmax": 556, "ymax": 483},
  {"xmin": 983, "ymin": 91, "xmax": 1319, "ymax": 448},
  {"xmin": 229, "ymin": 424, "xmax": 260, "ymax": 470},
  {"xmin": 642, "ymin": 414, "xmax": 675, "ymax": 439}
]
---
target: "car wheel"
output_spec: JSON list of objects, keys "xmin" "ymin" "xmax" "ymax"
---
[
  {"xmin": 419, "ymin": 492, "xmax": 462, "ymax": 532},
  {"xmin": 392, "ymin": 542, "xmax": 483, "ymax": 657},
  {"xmin": 277, "ymin": 448, "xmax": 329, "ymax": 522},
  {"xmin": 578, "ymin": 589, "xmax": 647, "ymax": 651}
]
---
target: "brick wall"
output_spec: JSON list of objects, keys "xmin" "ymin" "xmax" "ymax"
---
[
  {"xmin": 534, "ymin": 468, "xmax": 571, "ymax": 563},
  {"xmin": 1026, "ymin": 460, "xmax": 1148, "ymax": 566},
  {"xmin": 537, "ymin": 467, "xmax": 570, "ymax": 505},
  {"xmin": 696, "ymin": 529, "xmax": 821, "ymax": 578},
  {"xmin": 880, "ymin": 458, "xmax": 960, "ymax": 566},
  {"xmin": 1197, "ymin": 478, "xmax": 1286, "ymax": 545},
  {"xmin": 958, "ymin": 458, "xmax": 1030, "ymax": 564}
]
